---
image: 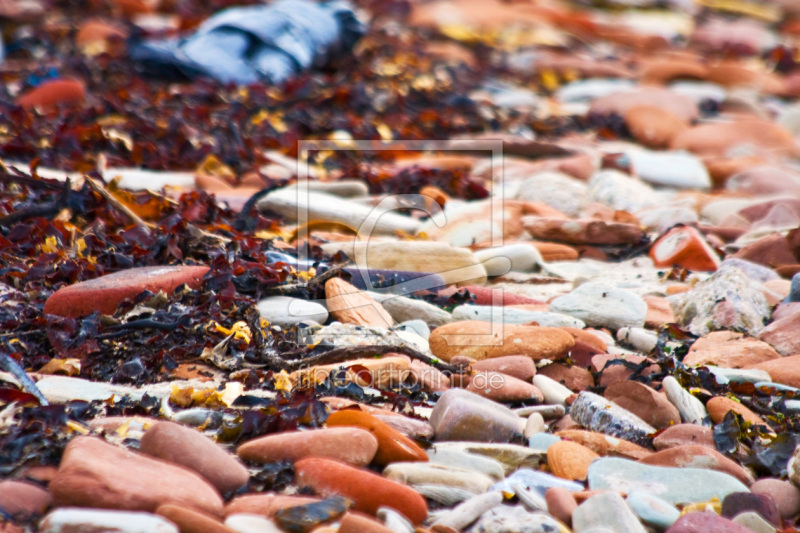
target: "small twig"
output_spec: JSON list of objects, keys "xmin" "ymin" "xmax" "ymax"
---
[{"xmin": 84, "ymin": 175, "xmax": 154, "ymax": 233}]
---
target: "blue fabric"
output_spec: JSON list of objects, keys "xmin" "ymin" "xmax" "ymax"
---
[{"xmin": 130, "ymin": 0, "xmax": 364, "ymax": 84}]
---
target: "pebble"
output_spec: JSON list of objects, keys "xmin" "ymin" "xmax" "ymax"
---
[
  {"xmin": 523, "ymin": 218, "xmax": 645, "ymax": 246},
  {"xmin": 39, "ymin": 508, "xmax": 179, "ymax": 533},
  {"xmin": 545, "ymin": 487, "xmax": 577, "ymax": 526},
  {"xmin": 236, "ymin": 427, "xmax": 378, "ymax": 466},
  {"xmin": 429, "ymin": 389, "xmax": 524, "ymax": 442},
  {"xmin": 139, "ymin": 420, "xmax": 249, "ymax": 495},
  {"xmin": 683, "ymin": 331, "xmax": 780, "ymax": 368},
  {"xmin": 0, "ymin": 480, "xmax": 52, "ymax": 521},
  {"xmin": 706, "ymin": 396, "xmax": 766, "ymax": 426},
  {"xmin": 491, "ymin": 468, "xmax": 584, "ymax": 498},
  {"xmin": 319, "ymin": 241, "xmax": 487, "ymax": 287},
  {"xmin": 156, "ymin": 504, "xmax": 237, "ymax": 533},
  {"xmin": 528, "ymin": 433, "xmax": 562, "ymax": 450},
  {"xmin": 427, "ymin": 448, "xmax": 506, "ymax": 481},
  {"xmin": 615, "ymin": 327, "xmax": 657, "ymax": 354},
  {"xmin": 44, "ymin": 265, "xmax": 209, "ymax": 317},
  {"xmin": 473, "ymin": 244, "xmax": 544, "ymax": 276},
  {"xmin": 224, "ymin": 494, "xmax": 320, "ymax": 519},
  {"xmin": 326, "ymin": 409, "xmax": 428, "ymax": 466},
  {"xmin": 669, "ymin": 263, "xmax": 770, "ymax": 337},
  {"xmin": 649, "ymin": 226, "xmax": 721, "ymax": 272},
  {"xmin": 626, "ymin": 490, "xmax": 680, "ymax": 530},
  {"xmin": 731, "ymin": 512, "xmax": 777, "ymax": 533},
  {"xmin": 451, "ymin": 306, "xmax": 585, "ymax": 328},
  {"xmin": 749, "ymin": 354, "xmax": 800, "ymax": 388},
  {"xmin": 532, "ymin": 374, "xmax": 573, "ymax": 406},
  {"xmin": 665, "ymin": 511, "xmax": 752, "ymax": 533},
  {"xmin": 515, "ymin": 171, "xmax": 589, "ymax": 217},
  {"xmin": 371, "ymin": 293, "xmax": 453, "ymax": 327},
  {"xmin": 639, "ymin": 445, "xmax": 754, "ymax": 486},
  {"xmin": 588, "ymin": 457, "xmax": 750, "ymax": 506},
  {"xmin": 569, "ymin": 391, "xmax": 657, "ymax": 447},
  {"xmin": 468, "ymin": 504, "xmax": 567, "ymax": 533},
  {"xmin": 758, "ymin": 311, "xmax": 800, "ymax": 356},
  {"xmin": 473, "ymin": 355, "xmax": 536, "ymax": 382},
  {"xmin": 603, "ymin": 380, "xmax": 680, "ymax": 430},
  {"xmin": 17, "ymin": 78, "xmax": 86, "ymax": 110},
  {"xmin": 256, "ymin": 296, "xmax": 328, "ymax": 326},
  {"xmin": 466, "ymin": 371, "xmax": 544, "ymax": 403},
  {"xmin": 555, "ymin": 429, "xmax": 653, "ymax": 460},
  {"xmin": 547, "ymin": 440, "xmax": 599, "ymax": 481},
  {"xmin": 428, "ymin": 321, "xmax": 574, "ymax": 361},
  {"xmin": 224, "ymin": 514, "xmax": 289, "ymax": 533},
  {"xmin": 628, "ymin": 150, "xmax": 711, "ymax": 190},
  {"xmin": 572, "ymin": 491, "xmax": 647, "ymax": 533},
  {"xmin": 588, "ymin": 169, "xmax": 663, "ymax": 213},
  {"xmin": 550, "ymin": 282, "xmax": 647, "ymax": 330},
  {"xmin": 750, "ymin": 478, "xmax": 800, "ymax": 519},
  {"xmin": 721, "ymin": 492, "xmax": 780, "ymax": 526},
  {"xmin": 338, "ymin": 512, "xmax": 394, "ymax": 533},
  {"xmin": 432, "ymin": 491, "xmax": 503, "ymax": 530},
  {"xmin": 383, "ymin": 463, "xmax": 494, "ymax": 494},
  {"xmin": 326, "ymin": 277, "xmax": 394, "ymax": 328},
  {"xmin": 50, "ymin": 436, "xmax": 224, "ymax": 515},
  {"xmin": 524, "ymin": 412, "xmax": 546, "ymax": 437},
  {"xmin": 294, "ymin": 457, "xmax": 428, "ymax": 524},
  {"xmin": 662, "ymin": 376, "xmax": 710, "ymax": 425}
]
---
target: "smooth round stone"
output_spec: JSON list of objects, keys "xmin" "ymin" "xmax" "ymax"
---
[
  {"xmin": 514, "ymin": 170, "xmax": 589, "ymax": 217},
  {"xmin": 588, "ymin": 169, "xmax": 663, "ymax": 213},
  {"xmin": 370, "ymin": 293, "xmax": 453, "ymax": 328},
  {"xmin": 40, "ymin": 508, "xmax": 179, "ymax": 533},
  {"xmin": 751, "ymin": 478, "xmax": 800, "ymax": 519},
  {"xmin": 426, "ymin": 449, "xmax": 505, "ymax": 481},
  {"xmin": 550, "ymin": 281, "xmax": 647, "ymax": 330},
  {"xmin": 491, "ymin": 468, "xmax": 583, "ymax": 498},
  {"xmin": 225, "ymin": 514, "xmax": 284, "ymax": 533},
  {"xmin": 706, "ymin": 366, "xmax": 772, "ymax": 385},
  {"xmin": 662, "ymin": 376, "xmax": 709, "ymax": 425},
  {"xmin": 326, "ymin": 409, "xmax": 428, "ymax": 466},
  {"xmin": 524, "ymin": 413, "xmax": 546, "ymax": 438},
  {"xmin": 155, "ymin": 504, "xmax": 235, "ymax": 533},
  {"xmin": 588, "ymin": 458, "xmax": 749, "ymax": 506},
  {"xmin": 653, "ymin": 424, "xmax": 715, "ymax": 451},
  {"xmin": 256, "ymin": 296, "xmax": 328, "ymax": 327},
  {"xmin": 429, "ymin": 388, "xmax": 524, "ymax": 443},
  {"xmin": 721, "ymin": 492, "xmax": 780, "ymax": 526},
  {"xmin": 627, "ymin": 150, "xmax": 711, "ymax": 190},
  {"xmin": 236, "ymin": 427, "xmax": 379, "ymax": 466},
  {"xmin": 452, "ymin": 306, "xmax": 586, "ymax": 328},
  {"xmin": 383, "ymin": 463, "xmax": 493, "ymax": 494},
  {"xmin": 0, "ymin": 480, "xmax": 52, "ymax": 521},
  {"xmin": 616, "ymin": 327, "xmax": 657, "ymax": 354},
  {"xmin": 732, "ymin": 512, "xmax": 777, "ymax": 533},
  {"xmin": 665, "ymin": 511, "xmax": 752, "ymax": 533},
  {"xmin": 668, "ymin": 81, "xmax": 727, "ymax": 102},
  {"xmin": 44, "ymin": 265, "xmax": 209, "ymax": 317},
  {"xmin": 528, "ymin": 433, "xmax": 561, "ymax": 451},
  {"xmin": 17, "ymin": 78, "xmax": 86, "ymax": 109},
  {"xmin": 626, "ymin": 490, "xmax": 680, "ymax": 529},
  {"xmin": 474, "ymin": 244, "xmax": 543, "ymax": 276},
  {"xmin": 532, "ymin": 375, "xmax": 573, "ymax": 406},
  {"xmin": 573, "ymin": 491, "xmax": 647, "ymax": 533},
  {"xmin": 432, "ymin": 491, "xmax": 503, "ymax": 531},
  {"xmin": 396, "ymin": 320, "xmax": 430, "ymax": 339}
]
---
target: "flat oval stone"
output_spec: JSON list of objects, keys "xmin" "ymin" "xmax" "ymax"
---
[
  {"xmin": 626, "ymin": 490, "xmax": 680, "ymax": 530},
  {"xmin": 17, "ymin": 78, "xmax": 86, "ymax": 110},
  {"xmin": 326, "ymin": 409, "xmax": 428, "ymax": 466},
  {"xmin": 0, "ymin": 479, "xmax": 52, "ymax": 521},
  {"xmin": 382, "ymin": 463, "xmax": 493, "ymax": 494},
  {"xmin": 44, "ymin": 265, "xmax": 209, "ymax": 317},
  {"xmin": 237, "ymin": 427, "xmax": 379, "ymax": 466},
  {"xmin": 452, "ymin": 306, "xmax": 585, "ymax": 328},
  {"xmin": 256, "ymin": 296, "xmax": 328, "ymax": 326},
  {"xmin": 588, "ymin": 457, "xmax": 749, "ymax": 506},
  {"xmin": 751, "ymin": 478, "xmax": 800, "ymax": 519},
  {"xmin": 40, "ymin": 508, "xmax": 179, "ymax": 533},
  {"xmin": 429, "ymin": 389, "xmax": 524, "ymax": 443},
  {"xmin": 550, "ymin": 282, "xmax": 647, "ymax": 330},
  {"xmin": 573, "ymin": 491, "xmax": 647, "ymax": 533},
  {"xmin": 569, "ymin": 391, "xmax": 656, "ymax": 447}
]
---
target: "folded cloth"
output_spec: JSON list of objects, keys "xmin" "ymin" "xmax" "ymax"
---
[{"xmin": 129, "ymin": 0, "xmax": 365, "ymax": 84}]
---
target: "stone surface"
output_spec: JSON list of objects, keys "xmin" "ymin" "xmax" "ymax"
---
[
  {"xmin": 39, "ymin": 508, "xmax": 179, "ymax": 533},
  {"xmin": 427, "ymin": 448, "xmax": 505, "ymax": 481},
  {"xmin": 555, "ymin": 430, "xmax": 653, "ymax": 460},
  {"xmin": 572, "ymin": 491, "xmax": 647, "ymax": 533},
  {"xmin": 624, "ymin": 106, "xmax": 689, "ymax": 149},
  {"xmin": 468, "ymin": 504, "xmax": 566, "ymax": 532},
  {"xmin": 650, "ymin": 226, "xmax": 720, "ymax": 271},
  {"xmin": 294, "ymin": 457, "xmax": 427, "ymax": 524},
  {"xmin": 156, "ymin": 504, "xmax": 237, "ymax": 533},
  {"xmin": 550, "ymin": 282, "xmax": 647, "ymax": 330},
  {"xmin": 224, "ymin": 494, "xmax": 320, "ymax": 519},
  {"xmin": 139, "ymin": 420, "xmax": 249, "ymax": 495},
  {"xmin": 662, "ymin": 376, "xmax": 710, "ymax": 425},
  {"xmin": 758, "ymin": 311, "xmax": 800, "ymax": 356},
  {"xmin": 429, "ymin": 388, "xmax": 523, "ymax": 442},
  {"xmin": 0, "ymin": 480, "xmax": 52, "ymax": 521},
  {"xmin": 603, "ymin": 381, "xmax": 680, "ymax": 430},
  {"xmin": 236, "ymin": 427, "xmax": 379, "ymax": 466},
  {"xmin": 537, "ymin": 363, "xmax": 594, "ymax": 393},
  {"xmin": 256, "ymin": 296, "xmax": 328, "ymax": 326},
  {"xmin": 452, "ymin": 305, "xmax": 585, "ymax": 328},
  {"xmin": 465, "ymin": 371, "xmax": 544, "ymax": 403},
  {"xmin": 473, "ymin": 244, "xmax": 544, "ymax": 276},
  {"xmin": 338, "ymin": 512, "xmax": 394, "ymax": 533},
  {"xmin": 639, "ymin": 445, "xmax": 754, "ymax": 486},
  {"xmin": 665, "ymin": 512, "xmax": 752, "ymax": 533},
  {"xmin": 721, "ymin": 492, "xmax": 780, "ymax": 526},
  {"xmin": 532, "ymin": 373, "xmax": 574, "ymax": 405},
  {"xmin": 684, "ymin": 331, "xmax": 780, "ymax": 368},
  {"xmin": 44, "ymin": 265, "xmax": 209, "ymax": 317},
  {"xmin": 626, "ymin": 490, "xmax": 680, "ymax": 530},
  {"xmin": 588, "ymin": 458, "xmax": 749, "ymax": 506},
  {"xmin": 428, "ymin": 321, "xmax": 574, "ymax": 362},
  {"xmin": 545, "ymin": 487, "xmax": 577, "ymax": 527},
  {"xmin": 750, "ymin": 478, "xmax": 800, "ymax": 519},
  {"xmin": 670, "ymin": 264, "xmax": 771, "ymax": 337},
  {"xmin": 17, "ymin": 78, "xmax": 86, "ymax": 110},
  {"xmin": 749, "ymin": 354, "xmax": 800, "ymax": 388},
  {"xmin": 382, "ymin": 462, "xmax": 493, "ymax": 494},
  {"xmin": 523, "ymin": 218, "xmax": 645, "ymax": 245},
  {"xmin": 326, "ymin": 409, "xmax": 428, "ymax": 466},
  {"xmin": 515, "ymin": 171, "xmax": 589, "ymax": 217},
  {"xmin": 472, "ymin": 355, "xmax": 536, "ymax": 382},
  {"xmin": 371, "ymin": 293, "xmax": 453, "ymax": 328},
  {"xmin": 50, "ymin": 436, "xmax": 223, "ymax": 515},
  {"xmin": 325, "ymin": 277, "xmax": 394, "ymax": 328},
  {"xmin": 547, "ymin": 440, "xmax": 599, "ymax": 481},
  {"xmin": 706, "ymin": 396, "xmax": 766, "ymax": 426},
  {"xmin": 628, "ymin": 150, "xmax": 711, "ymax": 190},
  {"xmin": 569, "ymin": 391, "xmax": 657, "ymax": 447},
  {"xmin": 432, "ymin": 491, "xmax": 503, "ymax": 530}
]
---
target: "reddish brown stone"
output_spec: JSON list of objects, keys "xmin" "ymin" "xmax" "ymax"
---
[
  {"xmin": 537, "ymin": 363, "xmax": 594, "ymax": 392},
  {"xmin": 139, "ymin": 421, "xmax": 249, "ymax": 495},
  {"xmin": 654, "ymin": 424, "xmax": 715, "ymax": 451},
  {"xmin": 237, "ymin": 427, "xmax": 378, "ymax": 466},
  {"xmin": 224, "ymin": 494, "xmax": 320, "ymax": 518},
  {"xmin": 590, "ymin": 88, "xmax": 699, "ymax": 121},
  {"xmin": 604, "ymin": 381, "xmax": 680, "ymax": 429},
  {"xmin": 555, "ymin": 429, "xmax": 653, "ymax": 460},
  {"xmin": 643, "ymin": 295, "xmax": 676, "ymax": 329},
  {"xmin": 50, "ymin": 436, "xmax": 223, "ymax": 515},
  {"xmin": 156, "ymin": 504, "xmax": 236, "ymax": 533},
  {"xmin": 667, "ymin": 511, "xmax": 752, "ymax": 533},
  {"xmin": 671, "ymin": 120, "xmax": 797, "ymax": 158},
  {"xmin": 339, "ymin": 512, "xmax": 395, "ymax": 533},
  {"xmin": 17, "ymin": 79, "xmax": 86, "ymax": 110},
  {"xmin": 44, "ymin": 265, "xmax": 209, "ymax": 317},
  {"xmin": 326, "ymin": 410, "xmax": 428, "ymax": 466},
  {"xmin": 532, "ymin": 242, "xmax": 580, "ymax": 261},
  {"xmin": 650, "ymin": 226, "xmax": 720, "ymax": 272},
  {"xmin": 465, "ymin": 371, "xmax": 544, "ymax": 402},
  {"xmin": 706, "ymin": 396, "xmax": 766, "ymax": 426},
  {"xmin": 471, "ymin": 355, "xmax": 536, "ymax": 382},
  {"xmin": 326, "ymin": 277, "xmax": 393, "ymax": 328},
  {"xmin": 294, "ymin": 458, "xmax": 427, "ymax": 524},
  {"xmin": 524, "ymin": 218, "xmax": 645, "ymax": 246},
  {"xmin": 748, "ymin": 353, "xmax": 800, "ymax": 387},
  {"xmin": 758, "ymin": 311, "xmax": 800, "ymax": 356},
  {"xmin": 75, "ymin": 19, "xmax": 128, "ymax": 48},
  {"xmin": 639, "ymin": 444, "xmax": 753, "ymax": 485},
  {"xmin": 547, "ymin": 440, "xmax": 599, "ymax": 481},
  {"xmin": 624, "ymin": 105, "xmax": 689, "ymax": 149},
  {"xmin": 436, "ymin": 286, "xmax": 544, "ymax": 306},
  {"xmin": 684, "ymin": 331, "xmax": 780, "ymax": 368},
  {"xmin": 0, "ymin": 480, "xmax": 52, "ymax": 520},
  {"xmin": 732, "ymin": 233, "xmax": 796, "ymax": 269},
  {"xmin": 546, "ymin": 487, "xmax": 577, "ymax": 527},
  {"xmin": 591, "ymin": 353, "xmax": 659, "ymax": 386}
]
